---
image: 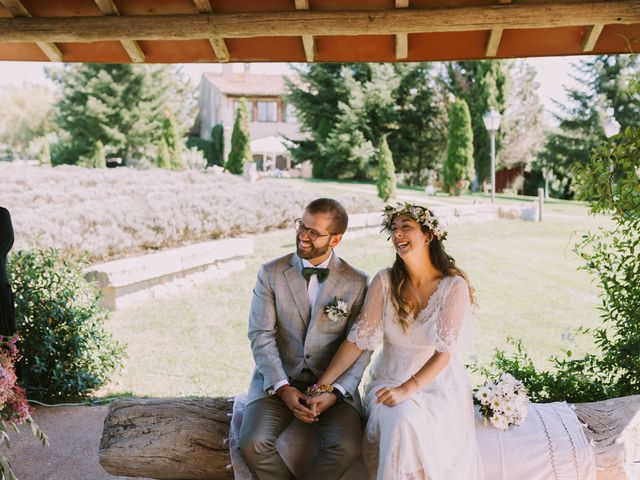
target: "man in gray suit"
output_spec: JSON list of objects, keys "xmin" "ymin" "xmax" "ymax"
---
[{"xmin": 239, "ymin": 198, "xmax": 370, "ymax": 480}]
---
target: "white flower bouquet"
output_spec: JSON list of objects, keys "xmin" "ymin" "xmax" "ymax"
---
[{"xmin": 474, "ymin": 373, "xmax": 529, "ymax": 430}]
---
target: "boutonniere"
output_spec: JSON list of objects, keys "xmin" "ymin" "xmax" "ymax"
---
[{"xmin": 325, "ymin": 297, "xmax": 350, "ymax": 323}]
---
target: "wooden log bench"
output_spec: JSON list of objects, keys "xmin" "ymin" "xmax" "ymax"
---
[{"xmin": 99, "ymin": 395, "xmax": 640, "ymax": 480}]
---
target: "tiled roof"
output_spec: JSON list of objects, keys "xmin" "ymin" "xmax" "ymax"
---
[{"xmin": 203, "ymin": 73, "xmax": 297, "ymax": 97}]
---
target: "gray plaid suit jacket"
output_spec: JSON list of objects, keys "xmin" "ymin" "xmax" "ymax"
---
[{"xmin": 246, "ymin": 251, "xmax": 371, "ymax": 414}]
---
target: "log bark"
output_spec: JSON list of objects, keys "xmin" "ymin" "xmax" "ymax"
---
[
  {"xmin": 100, "ymin": 395, "xmax": 640, "ymax": 480},
  {"xmin": 0, "ymin": 2, "xmax": 639, "ymax": 43}
]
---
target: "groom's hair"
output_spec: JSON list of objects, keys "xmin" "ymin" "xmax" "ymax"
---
[{"xmin": 305, "ymin": 198, "xmax": 349, "ymax": 235}]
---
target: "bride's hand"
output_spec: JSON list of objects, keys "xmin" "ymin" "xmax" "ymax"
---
[
  {"xmin": 307, "ymin": 392, "xmax": 337, "ymax": 416},
  {"xmin": 375, "ymin": 385, "xmax": 413, "ymax": 407}
]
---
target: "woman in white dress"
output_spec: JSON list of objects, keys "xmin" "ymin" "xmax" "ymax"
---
[{"xmin": 308, "ymin": 203, "xmax": 484, "ymax": 480}]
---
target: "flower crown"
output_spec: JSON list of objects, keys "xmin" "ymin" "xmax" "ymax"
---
[{"xmin": 381, "ymin": 202, "xmax": 447, "ymax": 241}]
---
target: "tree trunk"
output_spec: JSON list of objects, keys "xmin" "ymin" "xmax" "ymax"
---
[{"xmin": 99, "ymin": 395, "xmax": 640, "ymax": 480}]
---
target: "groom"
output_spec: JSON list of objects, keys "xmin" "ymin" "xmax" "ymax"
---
[{"xmin": 239, "ymin": 198, "xmax": 370, "ymax": 480}]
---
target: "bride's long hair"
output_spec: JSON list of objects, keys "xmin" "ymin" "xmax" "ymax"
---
[{"xmin": 389, "ymin": 222, "xmax": 475, "ymax": 332}]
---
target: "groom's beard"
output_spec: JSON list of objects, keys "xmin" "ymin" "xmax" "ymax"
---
[{"xmin": 296, "ymin": 236, "xmax": 330, "ymax": 260}]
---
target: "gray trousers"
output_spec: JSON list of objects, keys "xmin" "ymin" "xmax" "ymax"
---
[{"xmin": 238, "ymin": 380, "xmax": 362, "ymax": 480}]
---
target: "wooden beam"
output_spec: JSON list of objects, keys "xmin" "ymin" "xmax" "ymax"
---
[
  {"xmin": 302, "ymin": 35, "xmax": 315, "ymax": 62},
  {"xmin": 486, "ymin": 27, "xmax": 503, "ymax": 57},
  {"xmin": 0, "ymin": 2, "xmax": 639, "ymax": 42},
  {"xmin": 93, "ymin": 0, "xmax": 145, "ymax": 62},
  {"xmin": 295, "ymin": 0, "xmax": 315, "ymax": 62},
  {"xmin": 396, "ymin": 33, "xmax": 408, "ymax": 59},
  {"xmin": 193, "ymin": 1, "xmax": 229, "ymax": 63},
  {"xmin": 0, "ymin": 0, "xmax": 63, "ymax": 61},
  {"xmin": 192, "ymin": 0, "xmax": 213, "ymax": 13},
  {"xmin": 210, "ymin": 36, "xmax": 230, "ymax": 62},
  {"xmin": 583, "ymin": 23, "xmax": 604, "ymax": 51}
]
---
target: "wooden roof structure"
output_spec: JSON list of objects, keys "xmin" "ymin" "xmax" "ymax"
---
[{"xmin": 0, "ymin": 0, "xmax": 638, "ymax": 64}]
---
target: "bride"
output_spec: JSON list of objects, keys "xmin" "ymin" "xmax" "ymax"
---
[{"xmin": 308, "ymin": 203, "xmax": 484, "ymax": 480}]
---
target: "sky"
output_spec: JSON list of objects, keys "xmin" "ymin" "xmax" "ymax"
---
[{"xmin": 0, "ymin": 56, "xmax": 584, "ymax": 123}]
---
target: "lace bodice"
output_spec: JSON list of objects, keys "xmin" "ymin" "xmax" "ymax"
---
[{"xmin": 347, "ymin": 268, "xmax": 472, "ymax": 354}]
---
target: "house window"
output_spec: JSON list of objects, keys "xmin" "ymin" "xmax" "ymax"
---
[
  {"xmin": 257, "ymin": 101, "xmax": 278, "ymax": 122},
  {"xmin": 233, "ymin": 100, "xmax": 253, "ymax": 121},
  {"xmin": 285, "ymin": 103, "xmax": 297, "ymax": 124}
]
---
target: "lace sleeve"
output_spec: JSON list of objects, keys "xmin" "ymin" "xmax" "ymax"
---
[
  {"xmin": 347, "ymin": 270, "xmax": 386, "ymax": 351},
  {"xmin": 435, "ymin": 276, "xmax": 472, "ymax": 353}
]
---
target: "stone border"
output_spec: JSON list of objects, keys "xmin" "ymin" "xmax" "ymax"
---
[{"xmin": 85, "ymin": 238, "xmax": 253, "ymax": 311}]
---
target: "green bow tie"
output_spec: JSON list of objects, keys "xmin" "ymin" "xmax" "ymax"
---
[{"xmin": 302, "ymin": 267, "xmax": 330, "ymax": 283}]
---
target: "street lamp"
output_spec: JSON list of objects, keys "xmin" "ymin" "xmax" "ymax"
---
[{"xmin": 483, "ymin": 106, "xmax": 501, "ymax": 204}]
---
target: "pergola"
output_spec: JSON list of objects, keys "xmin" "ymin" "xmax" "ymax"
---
[{"xmin": 0, "ymin": 0, "xmax": 638, "ymax": 64}]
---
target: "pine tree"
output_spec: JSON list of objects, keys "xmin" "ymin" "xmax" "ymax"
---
[
  {"xmin": 225, "ymin": 99, "xmax": 252, "ymax": 174},
  {"xmin": 536, "ymin": 55, "xmax": 640, "ymax": 199},
  {"xmin": 376, "ymin": 137, "xmax": 396, "ymax": 201},
  {"xmin": 447, "ymin": 61, "xmax": 507, "ymax": 187},
  {"xmin": 210, "ymin": 123, "xmax": 225, "ymax": 167},
  {"xmin": 156, "ymin": 137, "xmax": 171, "ymax": 170},
  {"xmin": 90, "ymin": 140, "xmax": 107, "ymax": 168},
  {"xmin": 443, "ymin": 99, "xmax": 474, "ymax": 195},
  {"xmin": 49, "ymin": 64, "xmax": 194, "ymax": 166},
  {"xmin": 388, "ymin": 63, "xmax": 449, "ymax": 185}
]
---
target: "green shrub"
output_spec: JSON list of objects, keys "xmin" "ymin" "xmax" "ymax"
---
[
  {"xmin": 443, "ymin": 99, "xmax": 474, "ymax": 195},
  {"xmin": 376, "ymin": 136, "xmax": 396, "ymax": 201},
  {"xmin": 473, "ymin": 77, "xmax": 640, "ymax": 402},
  {"xmin": 186, "ymin": 137, "xmax": 215, "ymax": 166},
  {"xmin": 9, "ymin": 248, "xmax": 125, "ymax": 401},
  {"xmin": 156, "ymin": 137, "xmax": 171, "ymax": 170},
  {"xmin": 226, "ymin": 99, "xmax": 251, "ymax": 174}
]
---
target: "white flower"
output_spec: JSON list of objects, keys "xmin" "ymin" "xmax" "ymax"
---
[
  {"xmin": 475, "ymin": 374, "xmax": 530, "ymax": 431},
  {"xmin": 325, "ymin": 298, "xmax": 350, "ymax": 323}
]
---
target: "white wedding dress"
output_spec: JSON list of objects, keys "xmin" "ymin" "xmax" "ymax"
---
[{"xmin": 347, "ymin": 269, "xmax": 484, "ymax": 480}]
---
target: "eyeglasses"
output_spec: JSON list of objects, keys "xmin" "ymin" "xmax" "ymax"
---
[{"xmin": 294, "ymin": 218, "xmax": 332, "ymax": 242}]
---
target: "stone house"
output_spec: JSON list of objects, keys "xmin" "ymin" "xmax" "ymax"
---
[{"xmin": 195, "ymin": 65, "xmax": 304, "ymax": 171}]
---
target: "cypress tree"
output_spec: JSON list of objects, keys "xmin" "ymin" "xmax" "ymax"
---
[
  {"xmin": 90, "ymin": 140, "xmax": 107, "ymax": 168},
  {"xmin": 156, "ymin": 137, "xmax": 171, "ymax": 170},
  {"xmin": 210, "ymin": 123, "xmax": 225, "ymax": 167},
  {"xmin": 443, "ymin": 99, "xmax": 475, "ymax": 195},
  {"xmin": 376, "ymin": 137, "xmax": 396, "ymax": 201},
  {"xmin": 225, "ymin": 99, "xmax": 252, "ymax": 174}
]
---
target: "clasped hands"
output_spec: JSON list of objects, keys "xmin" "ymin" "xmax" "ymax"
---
[{"xmin": 278, "ymin": 387, "xmax": 337, "ymax": 423}]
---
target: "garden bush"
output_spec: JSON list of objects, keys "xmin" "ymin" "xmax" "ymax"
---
[
  {"xmin": 10, "ymin": 247, "xmax": 125, "ymax": 401},
  {"xmin": 0, "ymin": 163, "xmax": 380, "ymax": 262}
]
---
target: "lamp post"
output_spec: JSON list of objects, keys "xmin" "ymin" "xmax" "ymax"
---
[{"xmin": 482, "ymin": 106, "xmax": 501, "ymax": 204}]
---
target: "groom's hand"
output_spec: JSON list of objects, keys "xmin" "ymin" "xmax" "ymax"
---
[
  {"xmin": 307, "ymin": 393, "xmax": 337, "ymax": 416},
  {"xmin": 279, "ymin": 387, "xmax": 317, "ymax": 423}
]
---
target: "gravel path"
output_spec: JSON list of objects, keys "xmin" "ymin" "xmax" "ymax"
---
[{"xmin": 4, "ymin": 404, "xmax": 152, "ymax": 480}]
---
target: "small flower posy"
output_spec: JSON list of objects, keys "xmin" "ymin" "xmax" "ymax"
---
[
  {"xmin": 325, "ymin": 297, "xmax": 350, "ymax": 323},
  {"xmin": 381, "ymin": 202, "xmax": 448, "ymax": 241},
  {"xmin": 474, "ymin": 373, "xmax": 529, "ymax": 431}
]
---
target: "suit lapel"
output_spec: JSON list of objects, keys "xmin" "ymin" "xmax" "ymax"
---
[
  {"xmin": 309, "ymin": 254, "xmax": 345, "ymax": 330},
  {"xmin": 284, "ymin": 254, "xmax": 312, "ymax": 326}
]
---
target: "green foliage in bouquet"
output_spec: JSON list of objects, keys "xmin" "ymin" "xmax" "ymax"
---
[
  {"xmin": 9, "ymin": 248, "xmax": 125, "ymax": 401},
  {"xmin": 0, "ymin": 335, "xmax": 48, "ymax": 480},
  {"xmin": 443, "ymin": 98, "xmax": 475, "ymax": 195},
  {"xmin": 376, "ymin": 137, "xmax": 396, "ymax": 202},
  {"xmin": 473, "ymin": 75, "xmax": 640, "ymax": 403},
  {"xmin": 226, "ymin": 99, "xmax": 252, "ymax": 175}
]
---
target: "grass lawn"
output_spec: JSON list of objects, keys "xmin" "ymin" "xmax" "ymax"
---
[{"xmin": 97, "ymin": 205, "xmax": 609, "ymax": 399}]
